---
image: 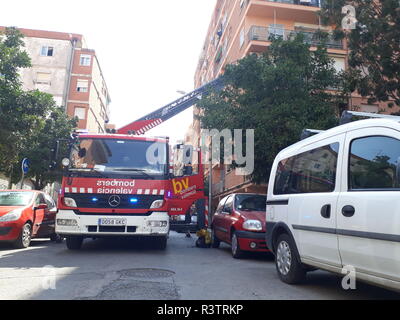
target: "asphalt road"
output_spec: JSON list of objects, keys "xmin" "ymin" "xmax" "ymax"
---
[{"xmin": 0, "ymin": 232, "xmax": 398, "ymax": 300}]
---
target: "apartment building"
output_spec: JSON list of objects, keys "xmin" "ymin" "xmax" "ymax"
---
[
  {"xmin": 189, "ymin": 0, "xmax": 393, "ymax": 208},
  {"xmin": 1, "ymin": 27, "xmax": 111, "ymax": 133}
]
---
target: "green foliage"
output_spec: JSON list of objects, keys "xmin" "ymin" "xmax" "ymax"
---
[
  {"xmin": 319, "ymin": 0, "xmax": 400, "ymax": 106},
  {"xmin": 198, "ymin": 35, "xmax": 345, "ymax": 183},
  {"xmin": 0, "ymin": 27, "xmax": 77, "ymax": 189}
]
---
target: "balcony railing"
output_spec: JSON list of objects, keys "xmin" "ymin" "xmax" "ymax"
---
[
  {"xmin": 263, "ymin": 0, "xmax": 322, "ymax": 7},
  {"xmin": 248, "ymin": 26, "xmax": 343, "ymax": 49}
]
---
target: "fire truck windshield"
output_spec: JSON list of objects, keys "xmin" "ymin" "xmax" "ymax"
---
[{"xmin": 70, "ymin": 138, "xmax": 168, "ymax": 177}]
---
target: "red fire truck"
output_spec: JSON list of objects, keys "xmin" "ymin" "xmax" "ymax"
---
[{"xmin": 54, "ymin": 78, "xmax": 223, "ymax": 250}]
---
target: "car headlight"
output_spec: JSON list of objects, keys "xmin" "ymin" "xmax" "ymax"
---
[
  {"xmin": 0, "ymin": 209, "xmax": 23, "ymax": 222},
  {"xmin": 242, "ymin": 220, "xmax": 262, "ymax": 231},
  {"xmin": 63, "ymin": 197, "xmax": 77, "ymax": 208},
  {"xmin": 150, "ymin": 199, "xmax": 164, "ymax": 209}
]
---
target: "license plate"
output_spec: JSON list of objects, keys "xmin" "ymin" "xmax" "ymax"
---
[{"xmin": 98, "ymin": 218, "xmax": 127, "ymax": 226}]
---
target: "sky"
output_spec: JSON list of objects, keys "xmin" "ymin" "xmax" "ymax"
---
[{"xmin": 0, "ymin": 0, "xmax": 217, "ymax": 144}]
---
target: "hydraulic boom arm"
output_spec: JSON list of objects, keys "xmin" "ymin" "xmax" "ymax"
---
[{"xmin": 117, "ymin": 77, "xmax": 224, "ymax": 135}]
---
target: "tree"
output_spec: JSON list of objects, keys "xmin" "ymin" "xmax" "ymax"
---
[
  {"xmin": 0, "ymin": 27, "xmax": 32, "ymax": 181},
  {"xmin": 198, "ymin": 35, "xmax": 345, "ymax": 183},
  {"xmin": 0, "ymin": 27, "xmax": 77, "ymax": 189},
  {"xmin": 319, "ymin": 0, "xmax": 400, "ymax": 107}
]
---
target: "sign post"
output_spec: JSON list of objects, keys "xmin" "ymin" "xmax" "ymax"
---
[{"xmin": 20, "ymin": 158, "xmax": 30, "ymax": 189}]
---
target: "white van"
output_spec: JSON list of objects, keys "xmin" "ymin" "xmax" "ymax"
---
[{"xmin": 266, "ymin": 111, "xmax": 400, "ymax": 292}]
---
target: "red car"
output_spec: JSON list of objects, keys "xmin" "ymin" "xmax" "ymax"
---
[
  {"xmin": 211, "ymin": 193, "xmax": 269, "ymax": 258},
  {"xmin": 0, "ymin": 190, "xmax": 59, "ymax": 248}
]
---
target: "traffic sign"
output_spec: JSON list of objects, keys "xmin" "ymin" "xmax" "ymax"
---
[{"xmin": 22, "ymin": 158, "xmax": 30, "ymax": 174}]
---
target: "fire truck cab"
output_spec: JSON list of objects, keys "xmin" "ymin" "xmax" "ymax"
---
[{"xmin": 56, "ymin": 134, "xmax": 171, "ymax": 250}]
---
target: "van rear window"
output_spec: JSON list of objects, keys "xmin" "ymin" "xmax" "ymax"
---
[{"xmin": 274, "ymin": 143, "xmax": 339, "ymax": 195}]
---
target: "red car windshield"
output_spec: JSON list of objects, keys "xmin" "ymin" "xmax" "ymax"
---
[
  {"xmin": 235, "ymin": 195, "xmax": 266, "ymax": 212},
  {"xmin": 0, "ymin": 192, "xmax": 34, "ymax": 206}
]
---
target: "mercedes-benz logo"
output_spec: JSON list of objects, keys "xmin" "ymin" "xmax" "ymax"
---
[{"xmin": 108, "ymin": 195, "xmax": 121, "ymax": 207}]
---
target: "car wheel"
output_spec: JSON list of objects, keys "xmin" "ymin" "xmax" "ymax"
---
[
  {"xmin": 13, "ymin": 223, "xmax": 32, "ymax": 249},
  {"xmin": 211, "ymin": 228, "xmax": 220, "ymax": 248},
  {"xmin": 66, "ymin": 236, "xmax": 83, "ymax": 250},
  {"xmin": 231, "ymin": 232, "xmax": 245, "ymax": 259},
  {"xmin": 275, "ymin": 233, "xmax": 306, "ymax": 284}
]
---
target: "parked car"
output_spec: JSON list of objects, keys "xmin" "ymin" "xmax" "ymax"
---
[
  {"xmin": 266, "ymin": 113, "xmax": 400, "ymax": 292},
  {"xmin": 211, "ymin": 193, "xmax": 269, "ymax": 258},
  {"xmin": 0, "ymin": 190, "xmax": 60, "ymax": 248}
]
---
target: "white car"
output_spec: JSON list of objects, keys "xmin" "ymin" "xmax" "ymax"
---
[{"xmin": 266, "ymin": 111, "xmax": 400, "ymax": 292}]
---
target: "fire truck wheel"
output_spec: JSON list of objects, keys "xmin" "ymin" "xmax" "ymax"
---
[
  {"xmin": 66, "ymin": 236, "xmax": 83, "ymax": 250},
  {"xmin": 155, "ymin": 236, "xmax": 167, "ymax": 250}
]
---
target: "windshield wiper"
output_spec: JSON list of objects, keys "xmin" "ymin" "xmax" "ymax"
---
[
  {"xmin": 110, "ymin": 168, "xmax": 156, "ymax": 179},
  {"xmin": 67, "ymin": 167, "xmax": 109, "ymax": 177}
]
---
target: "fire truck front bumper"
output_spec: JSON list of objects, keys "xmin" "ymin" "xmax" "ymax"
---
[{"xmin": 55, "ymin": 210, "xmax": 169, "ymax": 237}]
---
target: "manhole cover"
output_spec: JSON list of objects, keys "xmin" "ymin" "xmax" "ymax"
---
[{"xmin": 118, "ymin": 268, "xmax": 175, "ymax": 279}]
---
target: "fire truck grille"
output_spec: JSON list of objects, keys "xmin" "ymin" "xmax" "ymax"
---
[{"xmin": 65, "ymin": 193, "xmax": 163, "ymax": 209}]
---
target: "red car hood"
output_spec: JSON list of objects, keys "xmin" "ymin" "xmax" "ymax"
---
[
  {"xmin": 0, "ymin": 206, "xmax": 25, "ymax": 216},
  {"xmin": 238, "ymin": 210, "xmax": 266, "ymax": 225}
]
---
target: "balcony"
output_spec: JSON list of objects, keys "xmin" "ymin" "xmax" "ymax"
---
[
  {"xmin": 247, "ymin": 26, "xmax": 343, "ymax": 51},
  {"xmin": 263, "ymin": 0, "xmax": 322, "ymax": 7}
]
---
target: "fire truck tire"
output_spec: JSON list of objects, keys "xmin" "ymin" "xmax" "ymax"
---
[
  {"xmin": 66, "ymin": 236, "xmax": 83, "ymax": 250},
  {"xmin": 155, "ymin": 236, "xmax": 167, "ymax": 250}
]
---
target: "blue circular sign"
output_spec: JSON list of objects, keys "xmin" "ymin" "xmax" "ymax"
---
[{"xmin": 22, "ymin": 158, "xmax": 30, "ymax": 174}]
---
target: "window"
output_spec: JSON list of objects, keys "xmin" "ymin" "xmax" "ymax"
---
[
  {"xmin": 223, "ymin": 195, "xmax": 234, "ymax": 214},
  {"xmin": 74, "ymin": 107, "xmax": 86, "ymax": 120},
  {"xmin": 239, "ymin": 27, "xmax": 245, "ymax": 48},
  {"xmin": 332, "ymin": 56, "xmax": 346, "ymax": 73},
  {"xmin": 40, "ymin": 46, "xmax": 54, "ymax": 57},
  {"xmin": 274, "ymin": 143, "xmax": 339, "ymax": 195},
  {"xmin": 44, "ymin": 194, "xmax": 56, "ymax": 210},
  {"xmin": 35, "ymin": 72, "xmax": 51, "ymax": 84},
  {"xmin": 349, "ymin": 136, "xmax": 400, "ymax": 190},
  {"xmin": 80, "ymin": 54, "xmax": 91, "ymax": 66},
  {"xmin": 77, "ymin": 79, "xmax": 89, "ymax": 92},
  {"xmin": 216, "ymin": 197, "xmax": 228, "ymax": 214}
]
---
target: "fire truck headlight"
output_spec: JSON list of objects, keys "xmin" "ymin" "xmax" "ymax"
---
[
  {"xmin": 57, "ymin": 219, "xmax": 78, "ymax": 227},
  {"xmin": 150, "ymin": 199, "xmax": 164, "ymax": 209},
  {"xmin": 147, "ymin": 221, "xmax": 168, "ymax": 228},
  {"xmin": 63, "ymin": 197, "xmax": 77, "ymax": 208}
]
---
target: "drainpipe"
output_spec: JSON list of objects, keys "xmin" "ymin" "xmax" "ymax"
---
[{"xmin": 64, "ymin": 37, "xmax": 77, "ymax": 112}]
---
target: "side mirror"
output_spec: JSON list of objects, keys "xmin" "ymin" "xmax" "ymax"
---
[
  {"xmin": 35, "ymin": 204, "xmax": 48, "ymax": 210},
  {"xmin": 183, "ymin": 165, "xmax": 193, "ymax": 176}
]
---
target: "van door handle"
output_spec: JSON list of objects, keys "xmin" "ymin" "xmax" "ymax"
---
[
  {"xmin": 321, "ymin": 204, "xmax": 331, "ymax": 219},
  {"xmin": 342, "ymin": 205, "xmax": 355, "ymax": 217}
]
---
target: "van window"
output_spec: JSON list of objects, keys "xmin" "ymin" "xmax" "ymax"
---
[
  {"xmin": 349, "ymin": 136, "xmax": 400, "ymax": 190},
  {"xmin": 274, "ymin": 143, "xmax": 339, "ymax": 195}
]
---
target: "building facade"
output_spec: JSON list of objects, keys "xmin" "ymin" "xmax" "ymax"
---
[
  {"xmin": 189, "ymin": 0, "xmax": 396, "ymax": 209},
  {"xmin": 2, "ymin": 27, "xmax": 111, "ymax": 133}
]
